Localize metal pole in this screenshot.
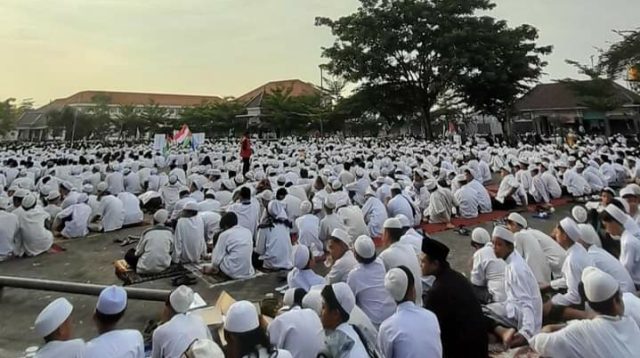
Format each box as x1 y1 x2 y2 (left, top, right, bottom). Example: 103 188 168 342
319 65 325 137
0 276 170 302
70 108 78 147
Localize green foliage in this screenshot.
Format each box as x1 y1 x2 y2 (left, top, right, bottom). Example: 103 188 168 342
140 100 171 134
601 29 640 81
316 0 550 138
46 106 96 140
0 98 17 135
261 87 324 136
559 60 623 113
179 97 245 136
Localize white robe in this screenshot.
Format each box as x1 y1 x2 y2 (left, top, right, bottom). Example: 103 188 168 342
173 215 205 263
0 210 18 260
151 313 212 358
620 228 640 286
338 205 369 240
550 243 591 306
117 192 143 226
287 267 325 291
387 194 414 222
426 188 456 224
35 339 86 358
325 250 358 284
227 201 260 238
255 223 293 270
14 207 53 257
57 203 91 238
135 226 173 274
529 315 640 358
588 245 636 293
97 195 125 232
346 258 396 326
541 172 562 199
377 301 443 358
295 214 322 256
86 329 144 358
467 179 492 213
105 172 124 195
514 231 552 285
524 228 566 279
211 225 255 279
471 243 507 302
379 242 423 306
454 185 479 218
362 196 388 238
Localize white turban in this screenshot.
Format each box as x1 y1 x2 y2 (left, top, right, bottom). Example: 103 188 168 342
492 225 514 243
471 228 491 245
384 267 409 302
559 217 581 242
572 206 588 223
582 266 619 303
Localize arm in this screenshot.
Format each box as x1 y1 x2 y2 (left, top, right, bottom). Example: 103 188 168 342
470 253 487 286
376 325 393 358
210 232 226 267
528 326 572 357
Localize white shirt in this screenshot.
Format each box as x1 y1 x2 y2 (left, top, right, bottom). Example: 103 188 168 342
255 222 293 270
530 174 550 204
426 188 456 223
0 210 18 260
399 229 422 256
551 243 591 306
211 225 255 279
377 301 443 358
325 250 358 284
135 226 173 274
98 195 125 232
470 243 506 302
454 184 479 218
173 215 205 264
151 313 212 358
541 171 562 199
338 205 369 240
319 213 346 245
623 292 640 328
106 172 125 195
268 307 324 358
197 198 220 213
347 258 396 326
362 196 388 238
287 267 325 291
35 339 86 358
524 228 566 278
387 194 414 221
169 197 196 222
118 192 143 225
621 228 640 286
295 214 322 256
159 184 181 211
14 207 53 257
467 179 492 213
588 245 636 293
86 329 144 358
124 172 142 194
514 230 552 285
529 315 640 358
333 323 369 358
379 242 423 306
57 203 92 238
227 201 260 238
496 174 520 204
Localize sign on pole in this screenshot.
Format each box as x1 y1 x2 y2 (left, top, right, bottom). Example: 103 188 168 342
153 134 165 151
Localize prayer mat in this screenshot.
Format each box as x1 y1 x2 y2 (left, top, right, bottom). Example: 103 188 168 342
113 260 189 286
422 211 508 234
47 243 66 254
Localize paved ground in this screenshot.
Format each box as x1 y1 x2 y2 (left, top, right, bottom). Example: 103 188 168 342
0 205 574 357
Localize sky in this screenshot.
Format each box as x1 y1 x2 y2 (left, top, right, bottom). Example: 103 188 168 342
1 0 638 106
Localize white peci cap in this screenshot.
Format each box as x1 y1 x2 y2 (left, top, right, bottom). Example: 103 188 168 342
34 298 73 338
224 300 260 333
353 235 376 259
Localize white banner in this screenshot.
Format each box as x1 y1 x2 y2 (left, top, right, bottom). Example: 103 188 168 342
153 134 165 151
192 133 205 150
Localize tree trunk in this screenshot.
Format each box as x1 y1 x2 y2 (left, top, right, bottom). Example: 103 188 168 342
422 106 433 140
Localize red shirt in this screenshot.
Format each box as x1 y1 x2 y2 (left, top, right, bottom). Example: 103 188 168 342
240 137 251 158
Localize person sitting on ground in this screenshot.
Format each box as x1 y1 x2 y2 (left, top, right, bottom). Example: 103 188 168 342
320 283 371 357
13 194 53 257
86 286 144 358
33 297 86 357
377 266 442 358
54 193 92 239
227 186 260 239
361 187 388 241
424 179 457 229
600 204 640 289
396 214 422 256
204 212 255 279
124 209 173 274
454 174 480 219
255 200 293 270
173 201 205 264
168 187 195 224
90 182 125 233
43 190 62 226
197 189 220 212
117 191 144 227
493 166 526 210
224 300 293 358
324 228 357 284
287 244 324 292
421 237 488 357
0 197 18 262
469 227 506 304
529 267 640 357
151 286 212 358
319 196 347 247
506 213 553 286
347 235 397 327
295 201 323 257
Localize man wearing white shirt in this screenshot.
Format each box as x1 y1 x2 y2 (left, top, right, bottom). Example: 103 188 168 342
226 187 260 238
386 183 415 221
361 187 388 239
55 194 92 239
125 209 173 275
325 228 358 284
463 168 492 213
506 214 552 286
295 201 323 257
470 228 506 303
601 204 640 289
86 286 144 358
0 197 18 261
118 191 144 226
205 212 255 279
14 194 53 257
377 267 442 358
454 174 479 218
197 190 221 212
91 182 125 233
173 202 205 264
33 298 86 358
493 166 524 210
540 163 562 199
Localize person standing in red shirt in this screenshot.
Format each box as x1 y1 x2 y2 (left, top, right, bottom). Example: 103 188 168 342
240 131 252 175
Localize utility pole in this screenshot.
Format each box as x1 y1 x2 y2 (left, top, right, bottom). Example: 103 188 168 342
70 108 78 147
319 65 325 136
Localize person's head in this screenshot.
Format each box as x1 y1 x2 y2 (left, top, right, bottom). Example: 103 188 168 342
470 227 491 251
327 229 351 261
93 286 127 333
382 217 402 243
425 179 437 193
324 196 336 214
153 209 169 226
59 182 71 196
163 285 194 321
390 183 402 197
320 283 355 330
492 226 515 259
275 188 287 201
601 188 615 206
96 182 109 198
21 194 37 211
499 166 511 178
204 190 216 200
555 217 580 250
621 185 640 215
384 266 415 303
181 202 199 218
179 188 190 199
35 298 75 343
505 213 527 233
238 187 251 202
353 235 376 264
292 244 314 270
420 238 450 276
582 267 624 316
224 301 274 358
600 204 627 237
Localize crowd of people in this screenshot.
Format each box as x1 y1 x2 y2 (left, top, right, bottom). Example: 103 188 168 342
5 132 640 357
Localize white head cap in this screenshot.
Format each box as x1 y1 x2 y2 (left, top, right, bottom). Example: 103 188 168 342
46 190 61 201
300 201 313 214
324 196 336 210
582 266 619 303
22 194 37 209
425 179 437 191
330 228 352 246
153 209 169 224
471 227 491 245
331 282 356 314
572 206 588 223
492 225 514 243
605 204 629 225
559 217 581 242
620 185 640 198
82 184 94 194
390 183 402 191
185 339 224 358
292 245 311 269
354 235 376 259
97 182 108 193
224 300 260 333
578 224 600 246
184 201 199 212
384 267 409 302
14 188 29 198
302 288 323 316
507 212 527 228
383 217 402 229
96 285 127 315
34 298 73 337
395 214 411 228
169 285 194 314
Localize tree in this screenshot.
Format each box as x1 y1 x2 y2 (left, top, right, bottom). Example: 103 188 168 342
114 105 144 138
47 106 96 140
141 100 171 134
316 0 550 139
261 87 323 136
559 60 624 114
0 98 17 135
601 29 640 84
179 97 245 136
